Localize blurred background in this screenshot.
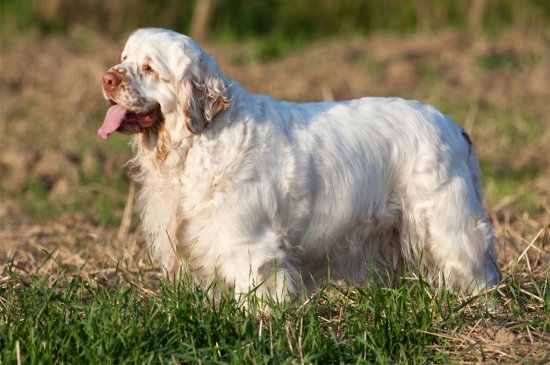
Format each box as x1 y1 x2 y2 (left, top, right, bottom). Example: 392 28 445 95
0 0 548 274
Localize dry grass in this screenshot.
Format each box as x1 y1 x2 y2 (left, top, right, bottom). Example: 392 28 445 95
1 26 548 362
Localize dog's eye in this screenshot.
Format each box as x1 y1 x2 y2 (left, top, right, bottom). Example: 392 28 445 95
143 64 155 74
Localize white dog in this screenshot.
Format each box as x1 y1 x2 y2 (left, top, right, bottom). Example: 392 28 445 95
99 28 499 299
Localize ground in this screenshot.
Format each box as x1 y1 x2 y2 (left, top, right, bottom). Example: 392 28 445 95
1 27 548 362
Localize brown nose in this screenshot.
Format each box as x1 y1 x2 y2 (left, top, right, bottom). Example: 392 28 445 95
102 71 120 91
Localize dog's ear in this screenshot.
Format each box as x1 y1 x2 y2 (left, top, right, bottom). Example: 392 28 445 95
180 55 231 134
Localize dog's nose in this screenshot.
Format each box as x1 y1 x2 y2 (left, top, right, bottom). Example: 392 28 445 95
102 71 120 91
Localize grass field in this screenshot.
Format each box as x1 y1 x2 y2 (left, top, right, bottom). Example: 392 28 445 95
1 9 549 363
1 264 547 363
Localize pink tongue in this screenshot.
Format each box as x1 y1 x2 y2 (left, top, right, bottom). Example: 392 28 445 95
98 105 127 139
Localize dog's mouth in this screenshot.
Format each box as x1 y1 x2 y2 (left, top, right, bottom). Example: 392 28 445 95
98 102 163 139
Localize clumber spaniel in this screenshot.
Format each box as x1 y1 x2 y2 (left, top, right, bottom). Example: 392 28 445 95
99 28 499 300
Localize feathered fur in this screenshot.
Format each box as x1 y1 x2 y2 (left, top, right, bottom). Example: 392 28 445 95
101 28 499 300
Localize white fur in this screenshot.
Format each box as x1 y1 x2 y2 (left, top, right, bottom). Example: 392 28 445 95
104 28 499 299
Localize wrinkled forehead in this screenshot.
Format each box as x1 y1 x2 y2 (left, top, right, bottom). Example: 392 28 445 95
121 28 202 66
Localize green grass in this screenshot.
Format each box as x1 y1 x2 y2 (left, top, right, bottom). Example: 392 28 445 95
3 0 548 47
1 260 548 364
12 170 128 227
2 2 547 362
2 131 132 226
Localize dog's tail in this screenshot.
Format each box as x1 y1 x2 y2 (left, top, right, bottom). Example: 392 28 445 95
461 128 484 204
461 127 501 289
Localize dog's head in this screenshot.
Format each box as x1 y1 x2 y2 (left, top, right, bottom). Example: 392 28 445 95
98 28 231 140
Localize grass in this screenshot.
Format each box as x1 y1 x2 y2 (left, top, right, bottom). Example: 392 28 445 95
2 259 547 364
1 6 548 362
3 0 548 59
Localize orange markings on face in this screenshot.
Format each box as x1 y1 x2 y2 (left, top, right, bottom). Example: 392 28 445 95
141 56 158 78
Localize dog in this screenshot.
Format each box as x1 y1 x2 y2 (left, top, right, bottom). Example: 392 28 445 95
99 28 499 300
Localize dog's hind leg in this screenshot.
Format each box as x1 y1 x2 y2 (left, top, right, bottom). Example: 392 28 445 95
402 148 499 293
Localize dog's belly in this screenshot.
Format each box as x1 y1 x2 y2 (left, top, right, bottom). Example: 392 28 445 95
288 189 404 286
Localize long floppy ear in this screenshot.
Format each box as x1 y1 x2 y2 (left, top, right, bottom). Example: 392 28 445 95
181 54 231 134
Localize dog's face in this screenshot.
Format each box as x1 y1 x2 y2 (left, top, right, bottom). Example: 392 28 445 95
99 28 230 140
